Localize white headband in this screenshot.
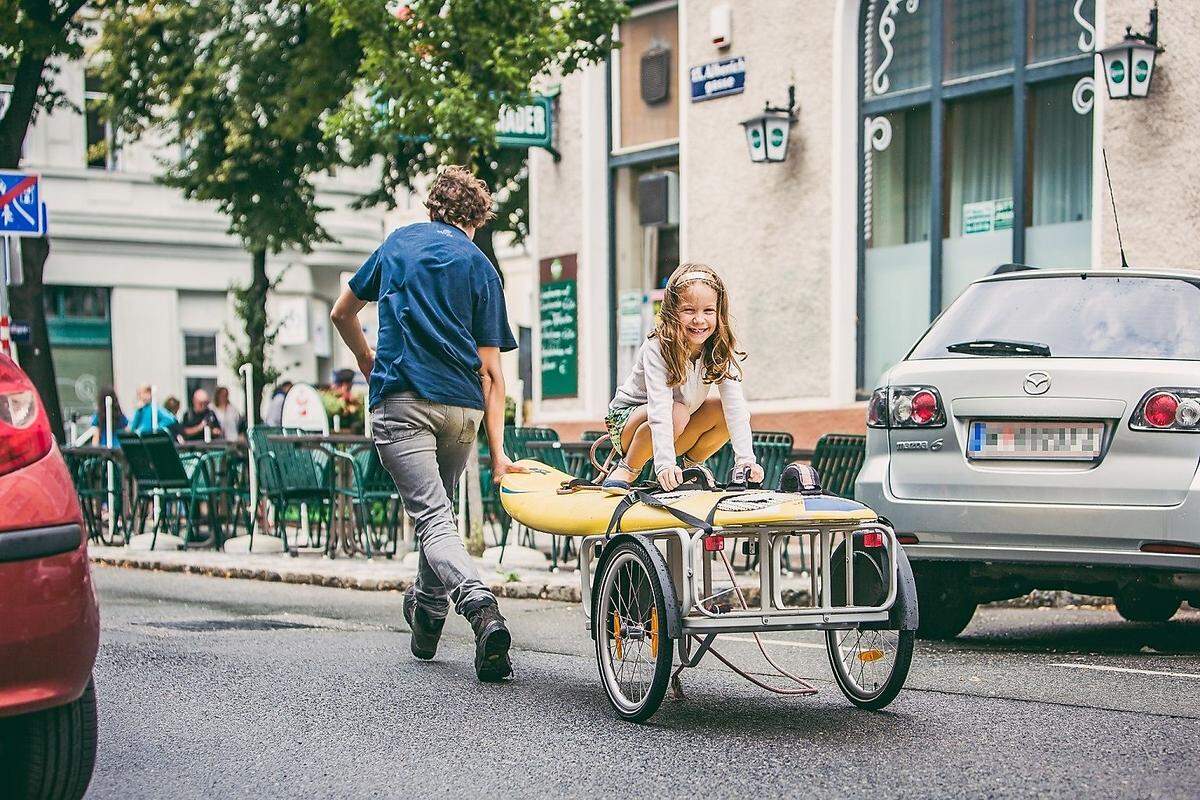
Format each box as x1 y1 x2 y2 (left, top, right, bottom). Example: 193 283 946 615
674 270 716 285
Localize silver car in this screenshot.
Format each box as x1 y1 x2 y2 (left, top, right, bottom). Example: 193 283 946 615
856 269 1200 638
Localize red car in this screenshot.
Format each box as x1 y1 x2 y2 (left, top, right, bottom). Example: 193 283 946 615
0 352 99 799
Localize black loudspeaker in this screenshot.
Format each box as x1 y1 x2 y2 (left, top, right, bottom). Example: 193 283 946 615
640 45 671 105
637 171 679 228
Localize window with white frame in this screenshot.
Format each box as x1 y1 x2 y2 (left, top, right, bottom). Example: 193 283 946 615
182 331 218 403
84 68 120 170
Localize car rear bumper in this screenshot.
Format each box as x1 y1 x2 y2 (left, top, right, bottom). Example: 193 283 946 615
0 524 100 719
856 453 1200 574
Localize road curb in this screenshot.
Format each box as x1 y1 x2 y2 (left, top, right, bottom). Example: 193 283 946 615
89 551 1114 610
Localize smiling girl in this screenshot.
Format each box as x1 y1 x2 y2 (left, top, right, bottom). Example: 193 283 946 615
602 263 762 492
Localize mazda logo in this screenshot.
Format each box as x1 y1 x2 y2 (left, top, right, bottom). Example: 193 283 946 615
1023 371 1051 395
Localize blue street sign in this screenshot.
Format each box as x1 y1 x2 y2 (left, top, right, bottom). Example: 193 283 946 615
690 56 747 103
0 171 43 237
9 321 30 344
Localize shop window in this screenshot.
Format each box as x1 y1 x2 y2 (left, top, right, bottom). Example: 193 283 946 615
44 286 113 428
942 91 1013 301
1027 0 1096 65
84 69 119 170
944 0 1014 80
857 0 1094 393
863 108 931 389
1026 77 1093 267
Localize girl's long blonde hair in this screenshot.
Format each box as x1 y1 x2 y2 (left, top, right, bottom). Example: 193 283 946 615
651 263 746 387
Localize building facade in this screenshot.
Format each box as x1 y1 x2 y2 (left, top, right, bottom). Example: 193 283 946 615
527 0 1200 449
23 58 533 431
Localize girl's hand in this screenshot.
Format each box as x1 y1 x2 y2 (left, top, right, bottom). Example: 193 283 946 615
747 463 765 485
657 466 684 491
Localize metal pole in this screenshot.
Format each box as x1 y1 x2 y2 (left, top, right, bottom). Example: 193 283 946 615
0 235 11 357
150 384 160 525
106 395 115 542
241 363 257 537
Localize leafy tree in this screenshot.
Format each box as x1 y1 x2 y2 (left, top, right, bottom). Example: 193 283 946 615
0 0 97 438
321 0 627 270
96 0 362 420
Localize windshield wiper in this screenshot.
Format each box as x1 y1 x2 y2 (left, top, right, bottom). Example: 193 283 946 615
946 338 1052 357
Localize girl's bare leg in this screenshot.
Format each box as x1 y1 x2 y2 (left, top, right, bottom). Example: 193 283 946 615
676 398 730 464
607 403 689 482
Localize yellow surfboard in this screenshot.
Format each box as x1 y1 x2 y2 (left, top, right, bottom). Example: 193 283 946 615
499 460 877 537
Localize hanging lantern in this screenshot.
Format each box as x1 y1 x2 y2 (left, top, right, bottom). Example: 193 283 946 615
740 85 797 164
1096 5 1164 100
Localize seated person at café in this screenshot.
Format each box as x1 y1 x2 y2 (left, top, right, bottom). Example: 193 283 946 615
129 384 178 434
180 388 222 441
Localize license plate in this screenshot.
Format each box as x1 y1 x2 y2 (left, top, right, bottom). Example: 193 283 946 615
968 421 1105 461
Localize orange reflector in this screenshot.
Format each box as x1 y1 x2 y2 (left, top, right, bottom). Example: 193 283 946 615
1141 541 1200 556
649 608 659 659
858 649 885 663
613 615 622 660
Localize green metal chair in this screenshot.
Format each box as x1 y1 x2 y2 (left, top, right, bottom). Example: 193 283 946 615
705 430 794 487
810 433 867 499
331 445 401 558
249 426 333 553
117 432 227 550
500 426 575 568
65 451 126 545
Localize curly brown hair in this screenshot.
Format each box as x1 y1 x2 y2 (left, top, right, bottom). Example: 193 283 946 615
424 166 496 231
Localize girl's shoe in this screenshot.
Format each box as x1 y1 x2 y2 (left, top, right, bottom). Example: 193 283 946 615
601 478 631 495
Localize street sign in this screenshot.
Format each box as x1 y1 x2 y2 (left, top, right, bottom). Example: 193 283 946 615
0 172 43 237
497 96 553 149
9 320 30 344
690 56 747 102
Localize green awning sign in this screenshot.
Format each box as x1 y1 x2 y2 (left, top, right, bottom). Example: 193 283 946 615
497 96 553 149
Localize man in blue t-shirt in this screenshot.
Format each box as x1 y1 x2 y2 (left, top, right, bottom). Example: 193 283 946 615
331 166 524 683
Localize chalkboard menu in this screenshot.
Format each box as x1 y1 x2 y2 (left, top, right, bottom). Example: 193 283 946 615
539 254 578 398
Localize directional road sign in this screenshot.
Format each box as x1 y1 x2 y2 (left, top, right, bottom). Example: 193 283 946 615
0 172 44 237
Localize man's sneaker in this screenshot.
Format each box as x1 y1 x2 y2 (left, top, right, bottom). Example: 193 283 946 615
403 588 445 660
466 602 513 682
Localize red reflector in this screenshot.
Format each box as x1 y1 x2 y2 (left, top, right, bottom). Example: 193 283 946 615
911 391 938 425
1141 542 1200 556
1144 392 1179 428
897 534 919 545
861 531 884 548
703 534 725 552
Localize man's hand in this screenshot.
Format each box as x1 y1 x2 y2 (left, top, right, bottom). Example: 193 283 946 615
657 465 684 491
491 453 529 484
357 348 375 380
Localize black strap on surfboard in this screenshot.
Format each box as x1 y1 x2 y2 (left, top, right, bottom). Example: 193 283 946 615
604 489 716 540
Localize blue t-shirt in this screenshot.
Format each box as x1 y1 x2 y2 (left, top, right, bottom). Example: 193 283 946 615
350 221 517 411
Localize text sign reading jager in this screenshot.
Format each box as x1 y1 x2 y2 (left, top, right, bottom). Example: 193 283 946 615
689 56 747 102
497 95 553 149
539 254 578 399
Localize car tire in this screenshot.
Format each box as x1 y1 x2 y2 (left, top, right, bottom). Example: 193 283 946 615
0 676 98 800
1114 588 1181 623
914 571 977 640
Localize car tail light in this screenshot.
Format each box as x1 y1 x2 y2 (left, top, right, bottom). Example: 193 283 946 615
0 354 53 476
1131 387 1200 432
1140 542 1200 556
867 386 946 429
897 534 920 545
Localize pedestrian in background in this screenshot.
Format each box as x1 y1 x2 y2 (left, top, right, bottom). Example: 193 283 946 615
90 386 128 447
330 165 525 683
211 385 243 440
264 380 292 427
128 385 177 435
179 388 222 441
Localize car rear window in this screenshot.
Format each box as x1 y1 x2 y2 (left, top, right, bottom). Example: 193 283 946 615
909 275 1200 361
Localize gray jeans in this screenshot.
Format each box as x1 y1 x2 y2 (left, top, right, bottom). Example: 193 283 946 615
372 392 492 618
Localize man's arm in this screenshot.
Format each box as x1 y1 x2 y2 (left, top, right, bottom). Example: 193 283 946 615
478 346 526 482
330 287 375 379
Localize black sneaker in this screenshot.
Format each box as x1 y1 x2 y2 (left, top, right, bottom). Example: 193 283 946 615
403 588 445 660
466 602 513 682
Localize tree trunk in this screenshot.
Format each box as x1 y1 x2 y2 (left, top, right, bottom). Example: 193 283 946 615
465 454 485 557
9 235 64 440
246 248 270 424
473 217 505 285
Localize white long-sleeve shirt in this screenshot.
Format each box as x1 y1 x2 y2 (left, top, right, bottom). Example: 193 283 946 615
610 338 756 476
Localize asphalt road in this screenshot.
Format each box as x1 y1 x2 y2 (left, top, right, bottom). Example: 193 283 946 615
88 566 1200 799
